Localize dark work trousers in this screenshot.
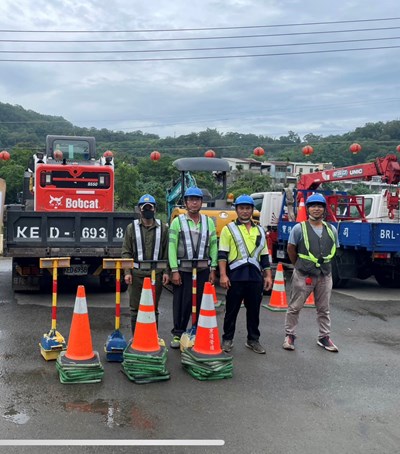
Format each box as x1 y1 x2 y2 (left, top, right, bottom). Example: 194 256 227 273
129 273 163 315
171 268 210 337
223 280 264 342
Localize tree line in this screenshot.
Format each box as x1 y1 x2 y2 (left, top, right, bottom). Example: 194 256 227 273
1 101 400 214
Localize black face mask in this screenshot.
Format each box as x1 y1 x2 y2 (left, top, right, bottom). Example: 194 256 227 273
142 209 155 220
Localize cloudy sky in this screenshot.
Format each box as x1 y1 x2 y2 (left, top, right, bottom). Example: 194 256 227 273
0 0 399 140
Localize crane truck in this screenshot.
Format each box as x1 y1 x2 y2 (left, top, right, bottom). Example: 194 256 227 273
252 154 400 288
3 135 135 291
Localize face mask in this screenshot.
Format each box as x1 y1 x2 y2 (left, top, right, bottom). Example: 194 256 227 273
308 210 325 221
142 209 155 220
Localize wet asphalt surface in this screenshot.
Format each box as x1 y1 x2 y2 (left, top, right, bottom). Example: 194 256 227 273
0 257 399 454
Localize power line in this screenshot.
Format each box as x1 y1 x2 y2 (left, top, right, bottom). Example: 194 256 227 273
1 17 400 33
1 36 399 54
1 26 400 43
1 44 399 62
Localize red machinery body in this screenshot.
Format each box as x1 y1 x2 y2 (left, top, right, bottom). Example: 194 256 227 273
32 135 115 212
297 154 400 220
35 163 114 212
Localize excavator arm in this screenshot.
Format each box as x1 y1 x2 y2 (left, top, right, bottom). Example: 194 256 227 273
166 172 197 222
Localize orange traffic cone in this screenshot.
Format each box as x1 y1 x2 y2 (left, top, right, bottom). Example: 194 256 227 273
263 262 288 311
192 282 223 355
56 285 104 383
304 291 316 308
130 277 160 353
296 195 307 222
65 285 95 361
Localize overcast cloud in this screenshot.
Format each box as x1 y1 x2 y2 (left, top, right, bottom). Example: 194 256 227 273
0 0 399 140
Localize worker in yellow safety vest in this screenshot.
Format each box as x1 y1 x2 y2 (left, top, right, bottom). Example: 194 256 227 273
218 194 272 355
283 193 339 353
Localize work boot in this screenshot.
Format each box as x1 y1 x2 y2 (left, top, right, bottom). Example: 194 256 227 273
283 334 295 351
245 340 266 354
317 336 339 352
170 336 181 349
222 339 233 353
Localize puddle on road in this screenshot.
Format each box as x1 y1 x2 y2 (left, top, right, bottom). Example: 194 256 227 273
1 405 30 425
63 399 157 431
1 397 157 430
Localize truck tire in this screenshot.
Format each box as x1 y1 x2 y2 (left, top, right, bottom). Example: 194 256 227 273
331 257 349 288
373 267 400 288
99 275 128 293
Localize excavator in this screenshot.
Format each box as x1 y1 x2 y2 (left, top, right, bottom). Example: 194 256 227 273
166 157 245 236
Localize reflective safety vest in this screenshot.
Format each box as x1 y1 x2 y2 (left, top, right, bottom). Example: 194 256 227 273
227 222 266 271
178 214 209 260
297 221 336 272
133 219 162 268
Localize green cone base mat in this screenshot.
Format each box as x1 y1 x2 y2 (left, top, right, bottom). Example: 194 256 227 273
181 348 233 380
56 351 104 384
121 345 170 384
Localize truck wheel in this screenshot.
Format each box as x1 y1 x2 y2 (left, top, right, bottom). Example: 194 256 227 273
39 275 52 293
99 275 128 292
373 269 399 288
331 258 349 288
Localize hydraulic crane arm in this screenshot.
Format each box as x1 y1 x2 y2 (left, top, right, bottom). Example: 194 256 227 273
298 154 400 190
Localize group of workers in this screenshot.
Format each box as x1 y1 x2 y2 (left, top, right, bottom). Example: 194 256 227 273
121 189 339 355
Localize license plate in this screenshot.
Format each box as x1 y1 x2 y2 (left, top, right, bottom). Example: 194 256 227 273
63 265 89 276
276 250 285 259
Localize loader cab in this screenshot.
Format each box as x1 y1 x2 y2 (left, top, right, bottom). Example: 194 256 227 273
45 135 96 163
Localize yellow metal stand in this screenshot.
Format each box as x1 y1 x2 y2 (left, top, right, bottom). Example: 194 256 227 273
103 259 134 361
39 257 71 360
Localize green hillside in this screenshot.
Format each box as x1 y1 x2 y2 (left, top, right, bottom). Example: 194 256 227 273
1 101 400 212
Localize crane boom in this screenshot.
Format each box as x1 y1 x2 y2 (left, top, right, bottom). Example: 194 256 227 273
298 154 400 190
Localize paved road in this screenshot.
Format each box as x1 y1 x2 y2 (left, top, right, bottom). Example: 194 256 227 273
0 257 399 454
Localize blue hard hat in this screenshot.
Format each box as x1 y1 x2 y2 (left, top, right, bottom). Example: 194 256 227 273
138 194 156 206
305 193 326 206
234 194 255 207
184 187 203 198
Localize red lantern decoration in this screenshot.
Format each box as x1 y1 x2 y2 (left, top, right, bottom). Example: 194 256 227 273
103 150 113 158
396 145 400 153
150 150 161 161
0 150 10 160
349 143 362 155
53 150 63 160
302 145 314 157
253 146 265 157
204 149 216 158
